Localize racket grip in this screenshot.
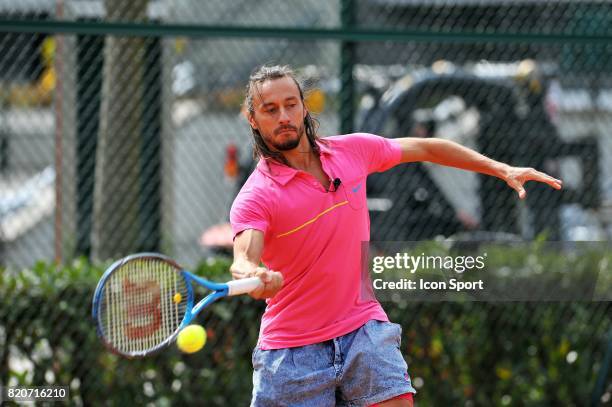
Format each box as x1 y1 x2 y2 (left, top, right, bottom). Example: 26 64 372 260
227 277 263 296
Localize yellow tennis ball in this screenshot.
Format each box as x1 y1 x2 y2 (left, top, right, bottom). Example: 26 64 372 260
173 293 182 304
177 325 206 353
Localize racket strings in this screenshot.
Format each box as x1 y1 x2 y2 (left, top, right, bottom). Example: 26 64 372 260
99 258 189 354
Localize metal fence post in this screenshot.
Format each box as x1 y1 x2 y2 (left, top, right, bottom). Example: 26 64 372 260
340 0 355 135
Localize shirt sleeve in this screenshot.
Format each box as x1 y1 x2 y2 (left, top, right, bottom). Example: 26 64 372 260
347 133 402 174
230 187 271 238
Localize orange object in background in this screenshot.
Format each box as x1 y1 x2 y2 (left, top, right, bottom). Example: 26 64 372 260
224 143 239 178
305 88 325 114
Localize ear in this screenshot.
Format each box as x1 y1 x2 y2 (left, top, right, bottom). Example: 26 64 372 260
247 113 258 130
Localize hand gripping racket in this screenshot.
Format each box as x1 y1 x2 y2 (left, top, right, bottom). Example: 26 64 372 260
91 253 262 358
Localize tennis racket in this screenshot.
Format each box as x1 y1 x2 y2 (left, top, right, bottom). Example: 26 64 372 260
91 252 262 358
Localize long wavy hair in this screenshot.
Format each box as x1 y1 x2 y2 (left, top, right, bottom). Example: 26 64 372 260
244 65 320 167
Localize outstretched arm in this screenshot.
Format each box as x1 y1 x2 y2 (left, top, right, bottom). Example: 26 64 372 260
230 229 283 299
395 137 563 199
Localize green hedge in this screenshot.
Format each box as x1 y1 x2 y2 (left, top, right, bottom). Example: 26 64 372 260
0 247 610 406
0 258 263 406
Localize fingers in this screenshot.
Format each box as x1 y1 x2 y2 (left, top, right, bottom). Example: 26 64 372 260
255 268 272 283
250 268 283 300
527 169 563 190
230 261 283 300
229 258 256 280
249 285 265 300
507 167 564 200
506 178 527 200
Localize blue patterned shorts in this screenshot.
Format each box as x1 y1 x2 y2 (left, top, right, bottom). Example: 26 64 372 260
251 320 416 406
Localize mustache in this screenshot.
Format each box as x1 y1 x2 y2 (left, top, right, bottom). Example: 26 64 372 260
274 125 298 135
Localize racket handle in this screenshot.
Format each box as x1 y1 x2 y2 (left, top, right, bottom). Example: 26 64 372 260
227 277 263 296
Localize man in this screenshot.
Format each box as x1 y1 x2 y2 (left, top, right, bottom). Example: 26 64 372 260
229 65 562 407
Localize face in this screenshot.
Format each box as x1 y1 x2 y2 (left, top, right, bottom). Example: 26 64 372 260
248 76 307 152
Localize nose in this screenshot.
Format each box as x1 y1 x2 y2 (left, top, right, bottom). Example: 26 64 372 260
278 107 290 124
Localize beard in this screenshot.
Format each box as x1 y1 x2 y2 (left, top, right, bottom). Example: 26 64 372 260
267 123 305 151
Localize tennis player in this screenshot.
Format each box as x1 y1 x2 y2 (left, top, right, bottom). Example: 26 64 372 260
230 65 562 407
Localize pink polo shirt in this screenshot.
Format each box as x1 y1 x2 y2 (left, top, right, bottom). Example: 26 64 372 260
230 133 402 350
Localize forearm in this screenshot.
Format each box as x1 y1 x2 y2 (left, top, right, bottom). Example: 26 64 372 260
231 229 264 279
231 228 283 299
398 137 511 180
396 137 562 199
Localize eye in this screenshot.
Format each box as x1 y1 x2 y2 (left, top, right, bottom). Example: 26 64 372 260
264 107 277 113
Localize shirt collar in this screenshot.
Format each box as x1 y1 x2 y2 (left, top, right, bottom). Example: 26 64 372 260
317 139 333 156
256 158 297 186
256 139 333 186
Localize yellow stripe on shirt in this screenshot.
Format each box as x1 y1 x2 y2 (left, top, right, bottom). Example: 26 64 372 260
276 200 349 238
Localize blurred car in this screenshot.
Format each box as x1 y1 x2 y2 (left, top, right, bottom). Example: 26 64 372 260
357 62 601 241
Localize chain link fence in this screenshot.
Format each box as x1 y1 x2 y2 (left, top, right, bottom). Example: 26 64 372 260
0 1 610 269
1 0 611 405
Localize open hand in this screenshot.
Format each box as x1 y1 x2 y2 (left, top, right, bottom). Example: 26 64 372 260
503 166 563 199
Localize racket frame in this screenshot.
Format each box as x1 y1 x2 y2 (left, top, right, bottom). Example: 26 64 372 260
91 252 260 358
